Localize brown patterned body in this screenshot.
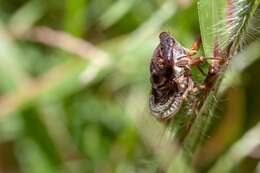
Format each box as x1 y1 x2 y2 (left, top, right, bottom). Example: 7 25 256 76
149 32 201 121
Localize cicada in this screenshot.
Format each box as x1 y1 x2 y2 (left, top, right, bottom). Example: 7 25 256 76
149 32 208 121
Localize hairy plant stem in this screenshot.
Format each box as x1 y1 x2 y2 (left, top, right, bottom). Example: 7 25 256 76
168 0 260 165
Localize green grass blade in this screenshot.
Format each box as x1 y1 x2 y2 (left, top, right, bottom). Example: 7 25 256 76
208 121 260 173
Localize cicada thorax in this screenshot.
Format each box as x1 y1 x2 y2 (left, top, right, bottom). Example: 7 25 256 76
159 32 189 61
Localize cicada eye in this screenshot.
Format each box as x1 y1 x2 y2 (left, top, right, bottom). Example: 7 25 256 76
167 38 175 46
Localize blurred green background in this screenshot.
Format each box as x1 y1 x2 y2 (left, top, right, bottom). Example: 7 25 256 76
0 0 260 172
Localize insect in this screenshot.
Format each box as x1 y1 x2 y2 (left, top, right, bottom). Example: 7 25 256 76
149 32 208 121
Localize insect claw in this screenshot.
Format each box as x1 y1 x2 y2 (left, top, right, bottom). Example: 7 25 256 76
191 84 206 94
198 85 206 90
188 50 197 56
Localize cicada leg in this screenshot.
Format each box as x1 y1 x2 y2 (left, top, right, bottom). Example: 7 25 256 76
188 36 202 56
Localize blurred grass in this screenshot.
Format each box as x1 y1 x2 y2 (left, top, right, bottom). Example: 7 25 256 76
0 0 260 173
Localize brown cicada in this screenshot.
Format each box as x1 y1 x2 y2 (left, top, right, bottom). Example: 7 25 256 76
149 32 210 121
